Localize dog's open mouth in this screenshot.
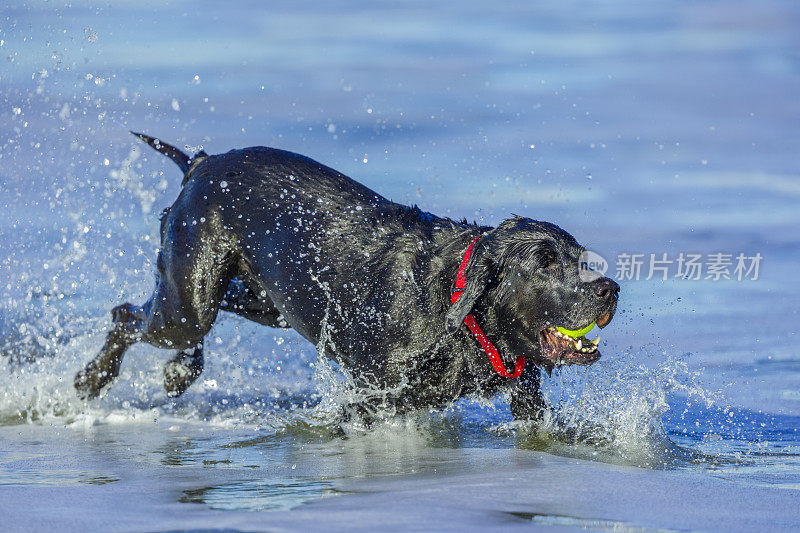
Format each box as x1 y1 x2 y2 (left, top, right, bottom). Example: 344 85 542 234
538 311 613 366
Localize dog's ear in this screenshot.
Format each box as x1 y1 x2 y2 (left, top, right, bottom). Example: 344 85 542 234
444 239 494 335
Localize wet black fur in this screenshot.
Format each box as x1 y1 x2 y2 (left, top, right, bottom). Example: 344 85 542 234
75 134 619 423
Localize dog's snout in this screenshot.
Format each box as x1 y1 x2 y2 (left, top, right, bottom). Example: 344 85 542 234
593 278 620 301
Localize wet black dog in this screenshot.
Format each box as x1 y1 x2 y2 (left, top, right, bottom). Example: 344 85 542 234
75 133 619 422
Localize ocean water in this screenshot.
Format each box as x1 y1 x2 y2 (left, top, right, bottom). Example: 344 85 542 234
1 0 799 530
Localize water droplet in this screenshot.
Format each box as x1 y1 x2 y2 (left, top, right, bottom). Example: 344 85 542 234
84 27 98 43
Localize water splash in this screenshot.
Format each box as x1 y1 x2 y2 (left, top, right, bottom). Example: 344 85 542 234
0 281 784 476
106 144 162 216
492 348 716 468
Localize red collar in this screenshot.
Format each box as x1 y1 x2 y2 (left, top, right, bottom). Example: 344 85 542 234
451 236 525 378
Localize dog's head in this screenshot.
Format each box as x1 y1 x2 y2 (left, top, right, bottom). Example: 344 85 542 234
445 217 619 371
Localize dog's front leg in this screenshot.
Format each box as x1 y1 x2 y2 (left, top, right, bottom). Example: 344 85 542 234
338 393 402 430
509 366 549 421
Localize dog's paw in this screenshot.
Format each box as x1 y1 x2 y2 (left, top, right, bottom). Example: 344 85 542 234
111 302 135 323
164 348 204 398
74 362 111 400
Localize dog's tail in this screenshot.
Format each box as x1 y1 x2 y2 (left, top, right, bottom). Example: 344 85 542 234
131 131 191 172
131 132 208 182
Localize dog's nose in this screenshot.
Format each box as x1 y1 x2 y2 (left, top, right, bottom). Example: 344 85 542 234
593 278 620 301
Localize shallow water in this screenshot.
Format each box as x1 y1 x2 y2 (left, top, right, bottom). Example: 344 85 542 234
1 0 799 530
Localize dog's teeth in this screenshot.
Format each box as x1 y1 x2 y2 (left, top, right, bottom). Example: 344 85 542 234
574 338 582 350
589 336 600 347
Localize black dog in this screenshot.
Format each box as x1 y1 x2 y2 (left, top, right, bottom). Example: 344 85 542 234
75 133 619 422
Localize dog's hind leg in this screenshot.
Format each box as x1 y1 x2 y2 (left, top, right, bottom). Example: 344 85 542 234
161 274 290 398
74 302 146 399
220 277 291 329
164 341 204 398
75 205 238 400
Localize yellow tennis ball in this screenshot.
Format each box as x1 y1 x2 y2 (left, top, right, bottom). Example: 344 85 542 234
556 322 596 338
